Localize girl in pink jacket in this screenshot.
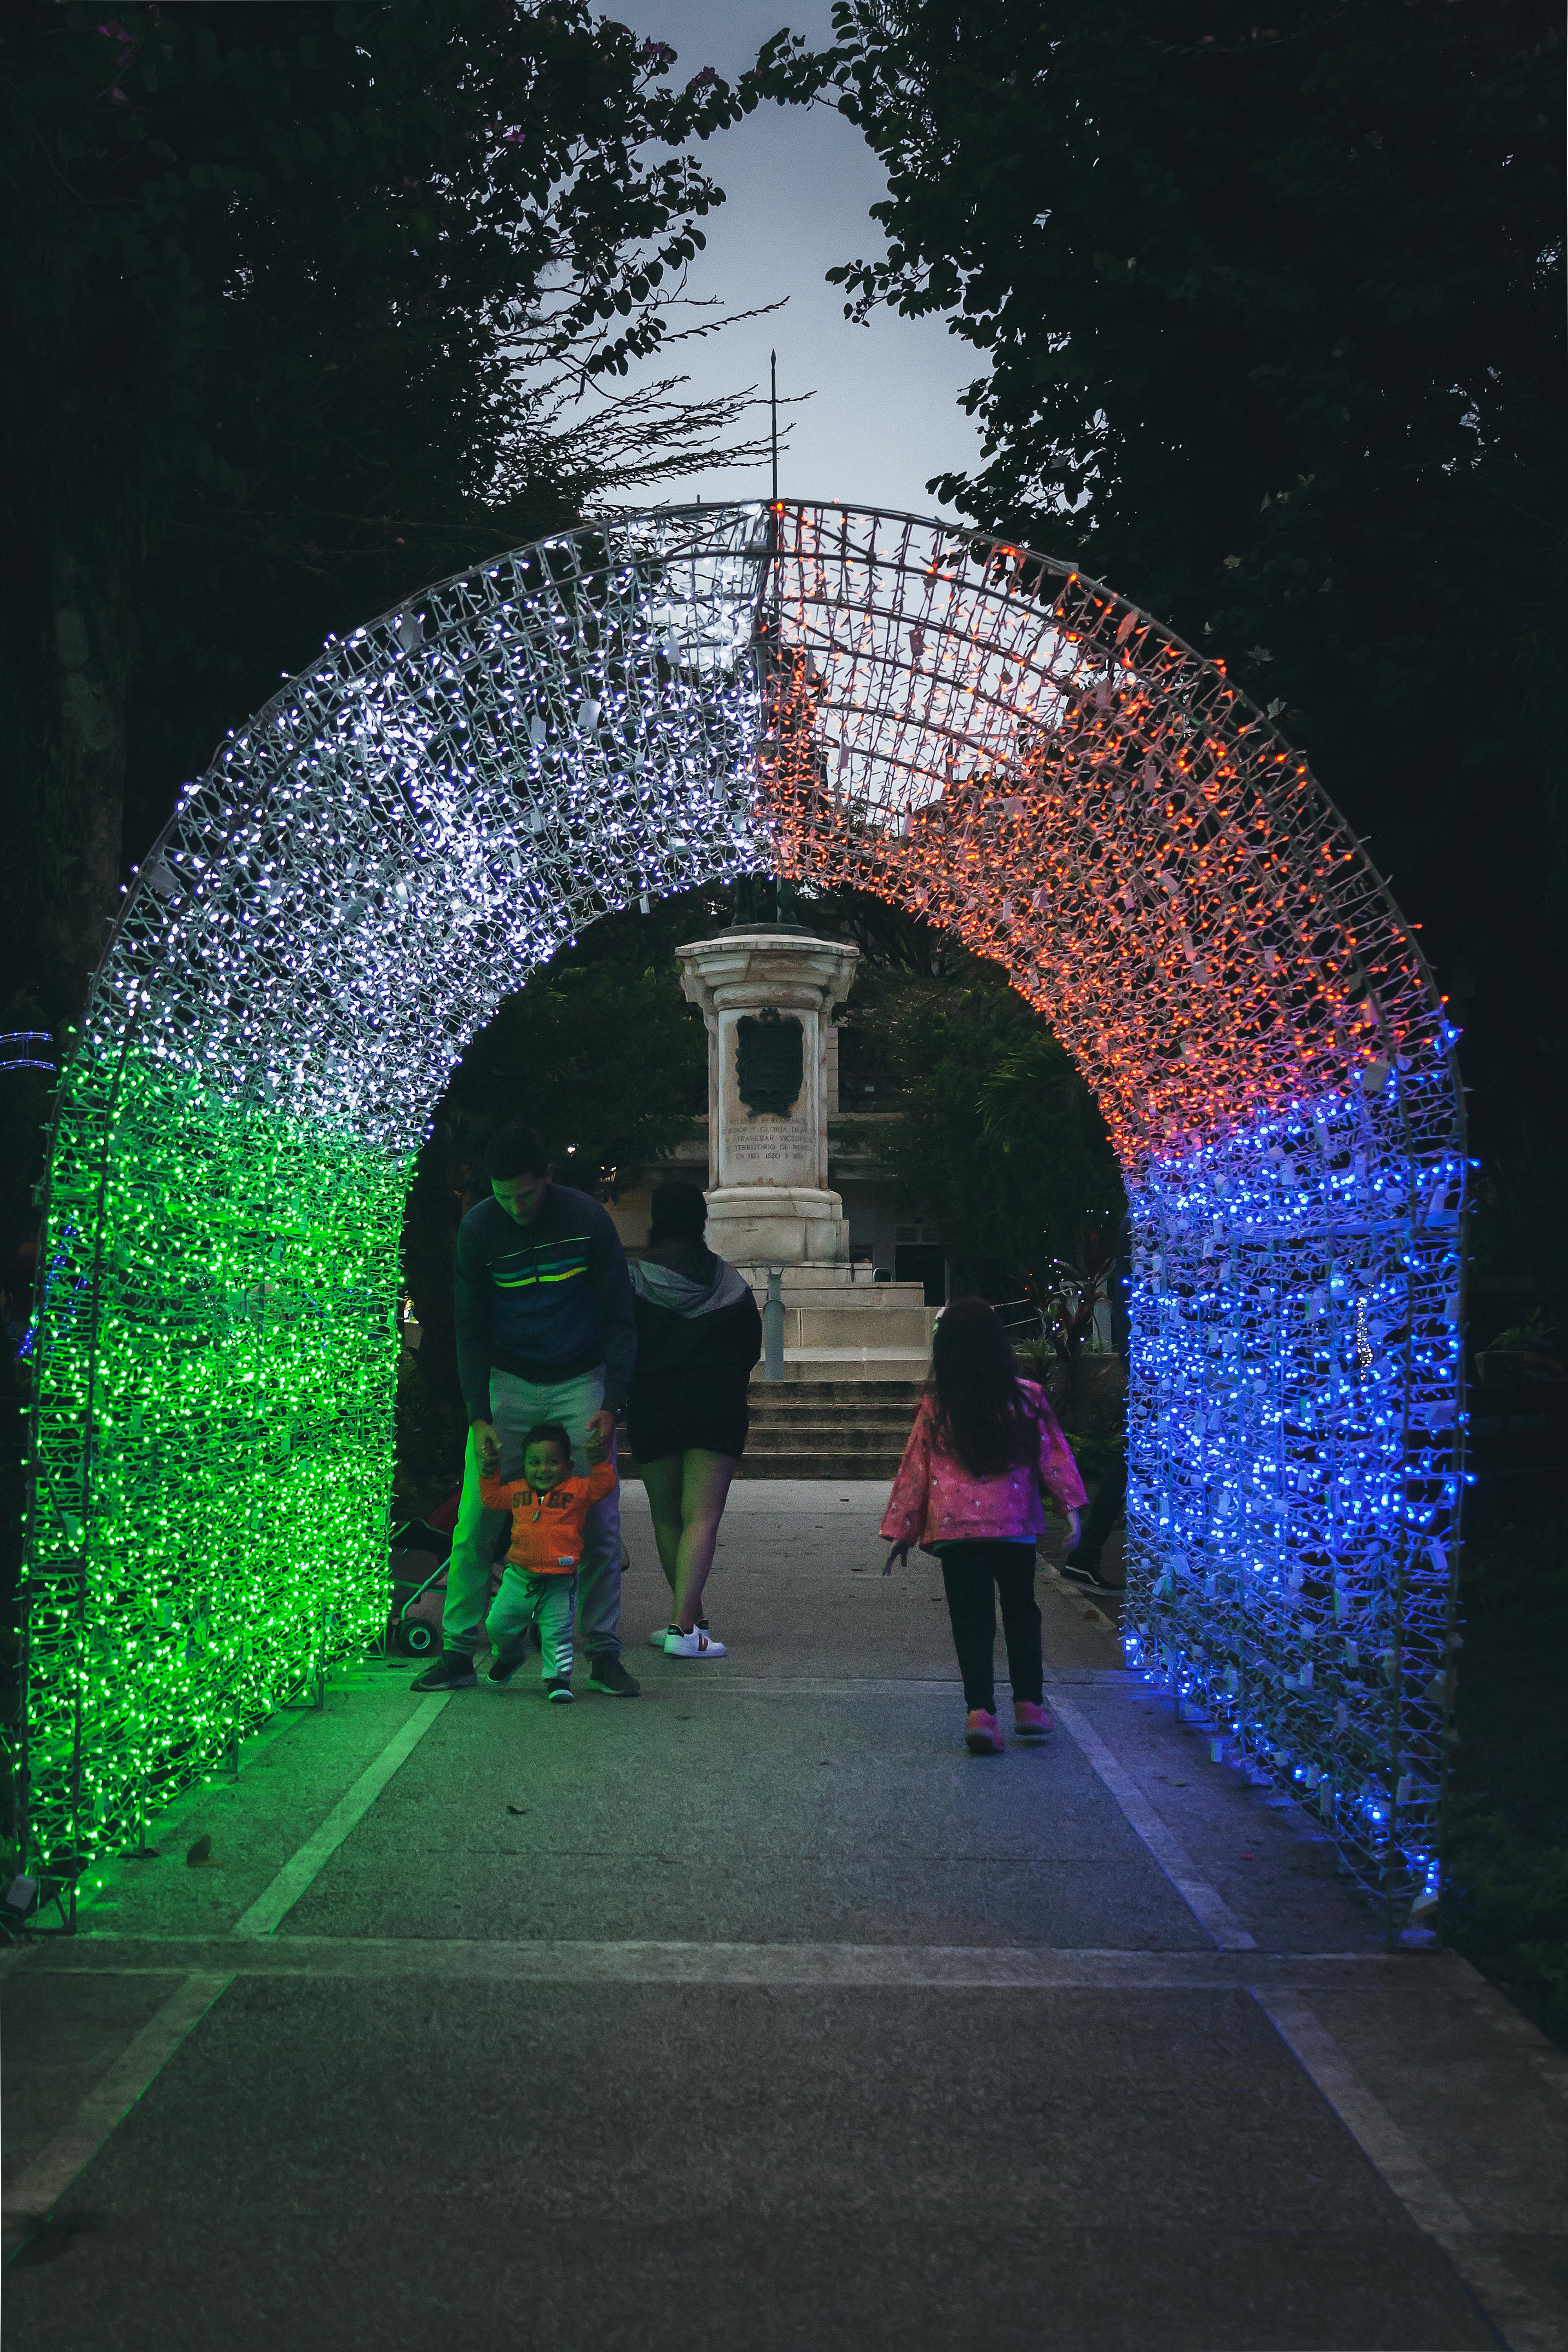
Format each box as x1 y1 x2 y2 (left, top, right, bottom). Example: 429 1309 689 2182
882 1297 1087 1755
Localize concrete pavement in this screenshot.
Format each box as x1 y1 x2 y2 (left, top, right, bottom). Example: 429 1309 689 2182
4 1482 1565 2350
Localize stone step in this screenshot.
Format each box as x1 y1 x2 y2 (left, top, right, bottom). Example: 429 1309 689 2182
739 1414 911 1477
746 1378 925 1402
619 1377 922 1481
748 1421 907 1439
748 1383 921 1402
622 1451 905 1483
744 1413 914 1435
785 1317 931 1355
733 1449 904 1481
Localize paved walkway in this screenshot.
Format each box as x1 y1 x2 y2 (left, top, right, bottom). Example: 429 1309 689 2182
5 1486 1566 2351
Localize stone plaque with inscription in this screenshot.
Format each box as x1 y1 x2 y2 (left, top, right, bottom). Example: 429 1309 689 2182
735 1010 804 1118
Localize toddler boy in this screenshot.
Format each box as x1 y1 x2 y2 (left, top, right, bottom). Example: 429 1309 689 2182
481 1423 617 1704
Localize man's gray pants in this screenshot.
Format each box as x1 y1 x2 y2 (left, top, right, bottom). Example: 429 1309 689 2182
441 1365 622 1660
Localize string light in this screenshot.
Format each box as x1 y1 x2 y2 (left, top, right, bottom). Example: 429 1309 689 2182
2 1031 56 1072
21 503 1463 1931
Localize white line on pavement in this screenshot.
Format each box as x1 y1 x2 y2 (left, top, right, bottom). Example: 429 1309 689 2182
1258 1991 1475 2232
17 1938 1421 1990
2 1971 232 2258
1256 1990 1568 2352
2 1695 449 2257
230 1693 449 1938
1044 1686 1258 1950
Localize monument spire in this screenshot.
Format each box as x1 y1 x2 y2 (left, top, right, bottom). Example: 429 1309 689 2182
741 358 802 941
769 347 779 508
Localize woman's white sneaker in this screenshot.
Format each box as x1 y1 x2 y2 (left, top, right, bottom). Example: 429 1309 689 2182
648 1623 679 1649
664 1627 726 1658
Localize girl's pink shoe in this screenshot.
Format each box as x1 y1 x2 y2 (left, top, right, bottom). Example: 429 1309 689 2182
964 1709 1005 1755
1014 1702 1052 1739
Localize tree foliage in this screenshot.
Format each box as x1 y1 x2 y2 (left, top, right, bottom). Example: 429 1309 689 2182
846 934 1124 1299
439 889 719 1192
759 2 1565 1187
799 882 1125 1296
1 0 764 1024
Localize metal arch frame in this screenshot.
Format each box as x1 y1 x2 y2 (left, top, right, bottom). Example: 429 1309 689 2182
19 502 1464 1937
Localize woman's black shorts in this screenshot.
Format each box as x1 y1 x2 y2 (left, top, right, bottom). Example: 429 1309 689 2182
626 1367 750 1466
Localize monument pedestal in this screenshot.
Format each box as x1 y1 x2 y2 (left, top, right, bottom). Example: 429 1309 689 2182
676 924 936 1381
691 1186 846 1267
676 927 857 1268
753 1260 935 1381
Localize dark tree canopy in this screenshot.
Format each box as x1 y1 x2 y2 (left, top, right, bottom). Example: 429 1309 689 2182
759 2 1564 1237
789 886 1123 1299
846 949 1124 1303
1 0 759 1025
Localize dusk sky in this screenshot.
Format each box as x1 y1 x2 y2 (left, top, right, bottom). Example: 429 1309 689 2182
585 1 985 519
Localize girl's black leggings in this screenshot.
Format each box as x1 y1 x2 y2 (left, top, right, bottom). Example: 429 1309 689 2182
938 1541 1044 1714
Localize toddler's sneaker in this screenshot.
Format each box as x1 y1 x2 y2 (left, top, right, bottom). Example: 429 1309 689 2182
964 1709 1005 1755
664 1626 727 1658
544 1675 574 1705
488 1648 526 1684
1014 1701 1052 1739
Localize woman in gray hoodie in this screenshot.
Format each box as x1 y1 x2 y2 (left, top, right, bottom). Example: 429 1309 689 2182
628 1182 762 1657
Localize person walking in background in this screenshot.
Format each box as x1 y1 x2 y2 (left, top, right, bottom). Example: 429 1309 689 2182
482 1422 617 1704
1061 1209 1132 1594
627 1181 761 1658
882 1297 1086 1755
413 1120 641 1697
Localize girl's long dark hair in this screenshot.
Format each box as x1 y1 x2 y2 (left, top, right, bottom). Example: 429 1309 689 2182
929 1297 1037 1480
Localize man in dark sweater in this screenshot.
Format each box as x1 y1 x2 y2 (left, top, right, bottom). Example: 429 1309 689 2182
413 1120 640 1696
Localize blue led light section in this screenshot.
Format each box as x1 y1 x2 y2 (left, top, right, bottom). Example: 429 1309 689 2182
1122 1048 1463 1915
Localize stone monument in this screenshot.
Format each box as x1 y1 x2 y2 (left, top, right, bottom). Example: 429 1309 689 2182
676 903 935 1379
675 924 858 1266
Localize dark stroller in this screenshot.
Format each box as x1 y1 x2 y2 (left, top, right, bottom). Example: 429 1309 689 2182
388 1491 508 1657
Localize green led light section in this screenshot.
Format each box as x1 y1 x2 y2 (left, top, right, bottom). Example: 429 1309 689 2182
18 505 771 1885
25 1044 401 1871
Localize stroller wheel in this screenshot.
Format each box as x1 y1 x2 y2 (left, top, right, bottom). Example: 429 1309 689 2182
396 1618 440 1659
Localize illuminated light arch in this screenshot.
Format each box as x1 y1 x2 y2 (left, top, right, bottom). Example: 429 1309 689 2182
23 503 1464 1925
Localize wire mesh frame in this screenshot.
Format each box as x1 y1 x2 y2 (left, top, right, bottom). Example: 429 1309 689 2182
18 501 1463 1934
